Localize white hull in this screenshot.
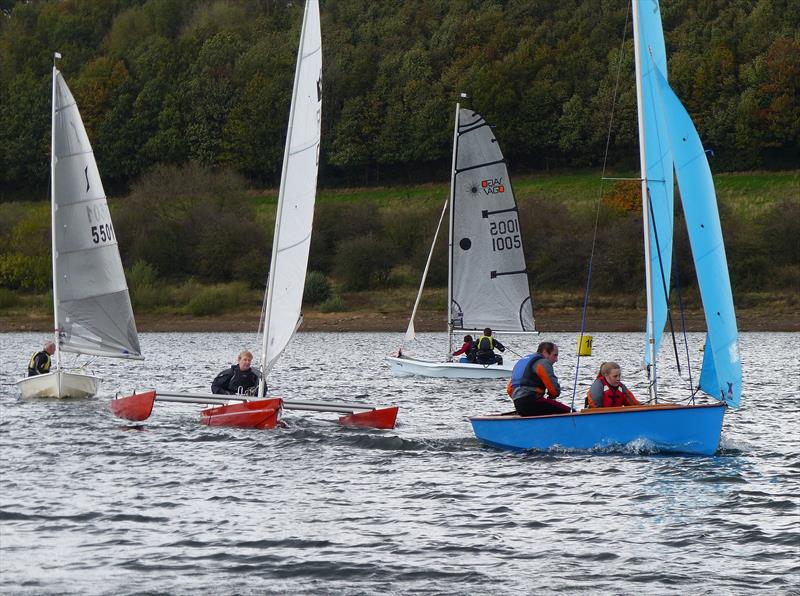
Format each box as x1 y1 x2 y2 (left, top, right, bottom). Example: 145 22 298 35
16 371 100 399
385 356 513 379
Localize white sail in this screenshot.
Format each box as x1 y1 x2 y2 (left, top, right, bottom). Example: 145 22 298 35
261 0 322 374
449 108 535 333
52 68 141 360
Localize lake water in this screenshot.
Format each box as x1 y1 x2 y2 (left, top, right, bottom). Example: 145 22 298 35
1 331 798 594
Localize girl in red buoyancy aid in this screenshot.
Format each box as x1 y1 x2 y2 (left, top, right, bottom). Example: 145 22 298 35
585 362 640 409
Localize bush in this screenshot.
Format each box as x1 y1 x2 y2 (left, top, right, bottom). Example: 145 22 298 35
0 253 50 291
333 235 396 291
319 295 347 313
303 271 332 304
0 288 18 310
185 286 227 316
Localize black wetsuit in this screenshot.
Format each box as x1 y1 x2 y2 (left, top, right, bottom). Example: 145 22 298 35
211 365 260 395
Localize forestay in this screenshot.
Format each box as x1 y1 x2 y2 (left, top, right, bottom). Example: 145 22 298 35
52 69 141 360
450 108 534 333
261 0 322 373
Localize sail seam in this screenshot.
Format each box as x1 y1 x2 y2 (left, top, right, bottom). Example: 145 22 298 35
277 232 312 253
458 122 489 135
289 137 320 156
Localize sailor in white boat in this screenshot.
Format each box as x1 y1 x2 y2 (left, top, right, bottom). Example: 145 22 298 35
508 342 573 416
475 328 505 365
27 341 55 376
211 350 261 396
450 334 477 363
584 362 640 409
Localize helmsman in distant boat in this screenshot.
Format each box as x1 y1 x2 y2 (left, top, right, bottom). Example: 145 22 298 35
211 350 261 395
27 341 55 376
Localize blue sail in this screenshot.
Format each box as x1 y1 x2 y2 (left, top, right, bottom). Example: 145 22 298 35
637 0 674 367
654 69 742 407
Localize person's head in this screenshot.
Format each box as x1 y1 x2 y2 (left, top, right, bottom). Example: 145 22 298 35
537 341 558 364
483 327 492 336
44 341 55 355
237 350 253 371
599 361 621 386
464 334 473 343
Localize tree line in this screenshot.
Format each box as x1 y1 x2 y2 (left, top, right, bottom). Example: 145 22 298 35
1 0 798 198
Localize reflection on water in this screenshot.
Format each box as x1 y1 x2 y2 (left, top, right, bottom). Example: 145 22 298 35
1 331 798 594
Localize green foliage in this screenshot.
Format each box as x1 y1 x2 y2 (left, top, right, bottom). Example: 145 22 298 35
303 271 332 305
319 294 347 313
185 286 226 316
1 1 798 192
0 288 19 310
0 253 50 291
333 235 396 291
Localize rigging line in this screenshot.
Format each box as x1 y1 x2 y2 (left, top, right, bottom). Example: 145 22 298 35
673 261 695 401
646 188 682 375
571 1 631 411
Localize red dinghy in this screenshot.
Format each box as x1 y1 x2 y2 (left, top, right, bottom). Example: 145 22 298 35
200 398 282 430
339 406 399 429
111 390 156 421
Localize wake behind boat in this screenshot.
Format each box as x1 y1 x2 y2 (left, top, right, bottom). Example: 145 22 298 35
17 54 142 400
111 0 397 431
471 0 741 455
386 100 537 379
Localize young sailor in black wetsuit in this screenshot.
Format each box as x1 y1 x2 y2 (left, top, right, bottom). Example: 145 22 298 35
212 350 261 395
475 328 505 365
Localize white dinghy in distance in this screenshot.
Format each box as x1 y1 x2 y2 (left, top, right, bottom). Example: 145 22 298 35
17 54 142 399
111 1 397 430
386 100 537 379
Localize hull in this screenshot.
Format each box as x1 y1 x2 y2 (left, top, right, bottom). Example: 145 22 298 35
385 355 512 379
200 398 283 430
470 403 726 455
16 371 100 399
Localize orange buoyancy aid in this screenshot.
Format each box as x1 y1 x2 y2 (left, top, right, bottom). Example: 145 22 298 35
586 375 638 408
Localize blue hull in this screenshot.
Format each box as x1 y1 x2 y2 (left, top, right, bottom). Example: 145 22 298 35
470 403 726 456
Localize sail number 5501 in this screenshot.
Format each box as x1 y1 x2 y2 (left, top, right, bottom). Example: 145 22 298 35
91 223 115 244
489 219 521 251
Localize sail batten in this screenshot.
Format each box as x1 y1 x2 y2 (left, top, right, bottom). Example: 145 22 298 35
449 108 535 333
52 68 141 361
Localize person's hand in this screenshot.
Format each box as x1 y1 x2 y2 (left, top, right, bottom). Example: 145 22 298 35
446 356 453 362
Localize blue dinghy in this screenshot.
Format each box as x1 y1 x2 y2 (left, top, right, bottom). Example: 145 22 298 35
471 403 726 456
470 0 741 455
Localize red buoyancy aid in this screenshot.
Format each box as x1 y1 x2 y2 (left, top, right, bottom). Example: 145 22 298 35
597 375 634 407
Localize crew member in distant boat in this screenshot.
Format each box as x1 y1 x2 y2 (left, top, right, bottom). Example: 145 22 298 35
27 341 56 376
451 334 477 363
475 328 505 365
510 341 572 416
585 362 640 409
212 350 261 395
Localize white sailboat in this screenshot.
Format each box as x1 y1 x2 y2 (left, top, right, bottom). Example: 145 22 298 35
386 101 537 379
111 1 397 429
16 54 142 399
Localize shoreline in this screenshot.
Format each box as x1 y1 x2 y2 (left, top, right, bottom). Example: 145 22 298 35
2 306 797 333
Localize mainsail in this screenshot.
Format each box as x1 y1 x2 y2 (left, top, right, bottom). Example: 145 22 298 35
260 0 322 375
449 108 535 333
52 67 141 360
637 0 674 366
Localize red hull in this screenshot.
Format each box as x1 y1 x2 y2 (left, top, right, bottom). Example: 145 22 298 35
111 390 156 421
200 398 283 429
339 406 399 429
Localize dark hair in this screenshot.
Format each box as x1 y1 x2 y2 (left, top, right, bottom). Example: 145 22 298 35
464 335 473 342
483 327 492 336
537 341 556 355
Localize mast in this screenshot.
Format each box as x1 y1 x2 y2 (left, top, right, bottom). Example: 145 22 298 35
51 53 61 372
632 0 657 401
258 1 312 399
446 101 460 358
